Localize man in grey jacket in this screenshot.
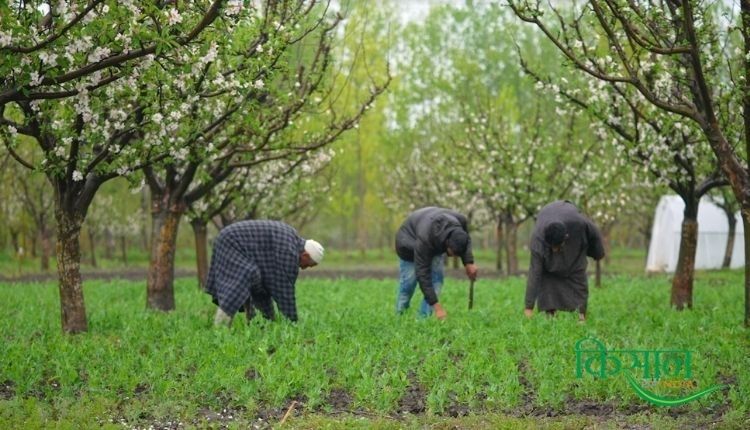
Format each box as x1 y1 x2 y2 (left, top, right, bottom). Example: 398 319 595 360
524 200 605 322
395 207 478 319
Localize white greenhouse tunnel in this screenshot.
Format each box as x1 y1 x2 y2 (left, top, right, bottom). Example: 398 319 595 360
646 195 745 272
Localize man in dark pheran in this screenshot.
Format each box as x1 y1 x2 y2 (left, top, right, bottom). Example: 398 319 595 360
524 200 605 322
395 207 478 320
205 220 324 326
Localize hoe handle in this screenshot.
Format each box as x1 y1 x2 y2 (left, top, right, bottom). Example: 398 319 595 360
468 280 475 310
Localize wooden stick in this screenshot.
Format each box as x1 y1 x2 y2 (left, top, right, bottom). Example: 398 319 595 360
279 400 297 426
469 279 475 310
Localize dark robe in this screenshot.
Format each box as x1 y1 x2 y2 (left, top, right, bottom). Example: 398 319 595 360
525 201 605 314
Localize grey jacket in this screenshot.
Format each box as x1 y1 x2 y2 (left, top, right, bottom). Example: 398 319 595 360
395 207 474 305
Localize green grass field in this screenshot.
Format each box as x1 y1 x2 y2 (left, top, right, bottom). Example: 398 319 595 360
1 270 748 429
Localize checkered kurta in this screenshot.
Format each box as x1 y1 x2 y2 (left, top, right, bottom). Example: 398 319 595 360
205 220 306 321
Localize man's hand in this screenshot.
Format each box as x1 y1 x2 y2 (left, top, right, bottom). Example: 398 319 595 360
433 303 447 320
524 308 534 318
465 263 478 281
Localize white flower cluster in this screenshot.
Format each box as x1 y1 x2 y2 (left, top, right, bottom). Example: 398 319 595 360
73 88 93 122
170 147 190 162
191 42 219 76
88 46 111 63
193 199 209 213
120 0 141 16
652 70 674 98
29 71 43 87
70 35 94 55
115 33 133 51
167 8 182 26
0 31 12 47
39 51 58 66
226 0 243 17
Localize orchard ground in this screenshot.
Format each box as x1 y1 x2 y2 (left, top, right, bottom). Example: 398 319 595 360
0 248 748 429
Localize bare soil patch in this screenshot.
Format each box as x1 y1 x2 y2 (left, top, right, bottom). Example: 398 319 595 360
0 379 15 400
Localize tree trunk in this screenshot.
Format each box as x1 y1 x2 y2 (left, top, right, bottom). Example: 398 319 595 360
39 224 52 271
147 203 184 311
504 217 519 276
141 188 150 252
120 235 128 265
355 130 368 257
671 205 699 310
341 216 349 251
739 0 750 327
743 213 750 327
640 215 653 266
30 232 37 258
452 256 460 269
722 210 737 268
602 224 612 266
55 210 87 334
104 227 115 260
87 227 97 268
595 259 602 288
495 216 504 273
10 229 19 255
191 219 209 290
379 226 387 259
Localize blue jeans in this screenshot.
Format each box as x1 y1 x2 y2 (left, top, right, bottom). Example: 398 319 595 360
396 255 445 317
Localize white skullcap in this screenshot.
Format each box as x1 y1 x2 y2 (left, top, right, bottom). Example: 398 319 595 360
304 239 324 264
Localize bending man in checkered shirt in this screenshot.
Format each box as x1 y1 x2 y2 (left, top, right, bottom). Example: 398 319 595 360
205 220 323 326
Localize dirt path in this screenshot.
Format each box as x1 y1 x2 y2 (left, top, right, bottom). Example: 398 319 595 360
0 267 512 284
0 268 196 284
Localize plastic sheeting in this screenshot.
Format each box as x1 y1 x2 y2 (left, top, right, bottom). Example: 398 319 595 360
646 195 744 272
